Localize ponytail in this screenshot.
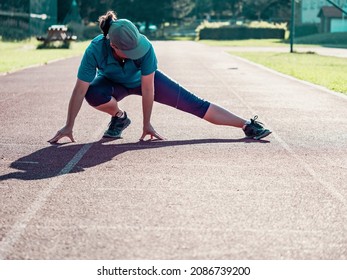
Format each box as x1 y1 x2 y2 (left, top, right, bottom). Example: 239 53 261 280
98 11 117 38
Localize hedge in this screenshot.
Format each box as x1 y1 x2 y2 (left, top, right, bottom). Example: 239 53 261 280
199 26 285 40
294 24 319 38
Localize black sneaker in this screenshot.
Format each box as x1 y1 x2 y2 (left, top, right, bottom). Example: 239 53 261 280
243 115 272 140
103 112 131 138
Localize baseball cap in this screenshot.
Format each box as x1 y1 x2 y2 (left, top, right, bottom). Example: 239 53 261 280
108 19 151 60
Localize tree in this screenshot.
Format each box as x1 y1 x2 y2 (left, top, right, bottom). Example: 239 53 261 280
57 0 291 31
242 0 291 21
211 0 243 19
194 0 213 19
126 0 195 25
171 0 195 21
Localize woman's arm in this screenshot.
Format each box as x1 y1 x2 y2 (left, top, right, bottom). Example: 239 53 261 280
141 72 155 127
140 72 165 140
48 78 90 143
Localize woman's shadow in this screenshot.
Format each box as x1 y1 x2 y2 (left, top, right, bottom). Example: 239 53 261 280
0 137 269 181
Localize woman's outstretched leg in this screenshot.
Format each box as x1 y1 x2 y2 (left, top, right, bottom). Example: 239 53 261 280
153 70 271 140
203 103 246 128
153 71 246 128
202 104 271 139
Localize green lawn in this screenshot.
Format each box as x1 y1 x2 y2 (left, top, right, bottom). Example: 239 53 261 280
229 51 347 95
0 39 89 73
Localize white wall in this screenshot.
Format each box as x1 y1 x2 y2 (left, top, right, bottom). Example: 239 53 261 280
331 17 347 31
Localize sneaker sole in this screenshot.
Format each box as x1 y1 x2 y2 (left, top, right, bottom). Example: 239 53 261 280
103 119 131 138
253 130 272 140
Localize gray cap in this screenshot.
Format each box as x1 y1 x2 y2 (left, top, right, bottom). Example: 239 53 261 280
109 19 151 60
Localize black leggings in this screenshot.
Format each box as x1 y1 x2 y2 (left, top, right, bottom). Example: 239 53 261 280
85 70 210 118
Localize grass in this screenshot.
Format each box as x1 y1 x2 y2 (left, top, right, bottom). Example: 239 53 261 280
0 39 89 73
228 51 347 94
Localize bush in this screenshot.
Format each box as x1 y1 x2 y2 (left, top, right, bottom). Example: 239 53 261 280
0 26 29 41
66 22 84 40
295 24 319 37
199 26 285 40
248 21 287 30
295 32 347 45
82 24 101 40
197 20 286 40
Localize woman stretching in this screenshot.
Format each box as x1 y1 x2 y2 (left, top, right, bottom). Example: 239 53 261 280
49 11 271 143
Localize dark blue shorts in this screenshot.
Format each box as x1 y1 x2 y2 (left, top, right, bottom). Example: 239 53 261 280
84 70 210 118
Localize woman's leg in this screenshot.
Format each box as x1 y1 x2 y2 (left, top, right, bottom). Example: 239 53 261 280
203 103 246 128
153 70 210 118
153 70 246 128
95 98 120 116
85 76 131 137
85 75 129 116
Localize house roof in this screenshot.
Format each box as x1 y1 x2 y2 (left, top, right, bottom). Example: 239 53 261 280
318 6 343 18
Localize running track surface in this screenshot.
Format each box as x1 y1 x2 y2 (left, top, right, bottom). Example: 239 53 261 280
0 41 346 259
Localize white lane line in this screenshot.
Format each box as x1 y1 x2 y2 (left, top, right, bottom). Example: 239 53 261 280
0 143 93 260
203 51 347 208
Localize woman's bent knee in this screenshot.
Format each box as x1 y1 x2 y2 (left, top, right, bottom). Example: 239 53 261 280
85 84 112 107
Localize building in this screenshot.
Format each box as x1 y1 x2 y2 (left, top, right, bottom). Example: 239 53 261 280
300 0 347 32
297 0 347 32
318 6 347 32
301 0 347 24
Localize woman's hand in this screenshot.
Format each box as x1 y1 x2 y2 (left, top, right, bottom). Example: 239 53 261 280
48 79 89 144
140 73 164 141
48 126 75 144
140 123 165 141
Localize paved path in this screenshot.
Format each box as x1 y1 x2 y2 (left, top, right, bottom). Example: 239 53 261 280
0 41 346 260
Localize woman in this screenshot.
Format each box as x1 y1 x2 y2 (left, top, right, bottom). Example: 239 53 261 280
48 11 271 144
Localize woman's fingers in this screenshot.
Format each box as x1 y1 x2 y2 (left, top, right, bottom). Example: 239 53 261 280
48 131 63 143
152 131 165 140
48 129 75 143
68 133 75 142
140 130 165 141
139 131 147 141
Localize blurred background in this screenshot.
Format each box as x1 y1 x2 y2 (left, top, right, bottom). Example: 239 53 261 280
0 0 346 41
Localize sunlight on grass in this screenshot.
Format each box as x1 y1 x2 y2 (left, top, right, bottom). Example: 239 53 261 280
229 51 347 94
0 39 89 73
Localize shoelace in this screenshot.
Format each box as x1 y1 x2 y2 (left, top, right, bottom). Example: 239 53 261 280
251 115 264 127
109 117 122 130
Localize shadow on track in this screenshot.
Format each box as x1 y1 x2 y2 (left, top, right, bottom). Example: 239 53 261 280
0 137 269 181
